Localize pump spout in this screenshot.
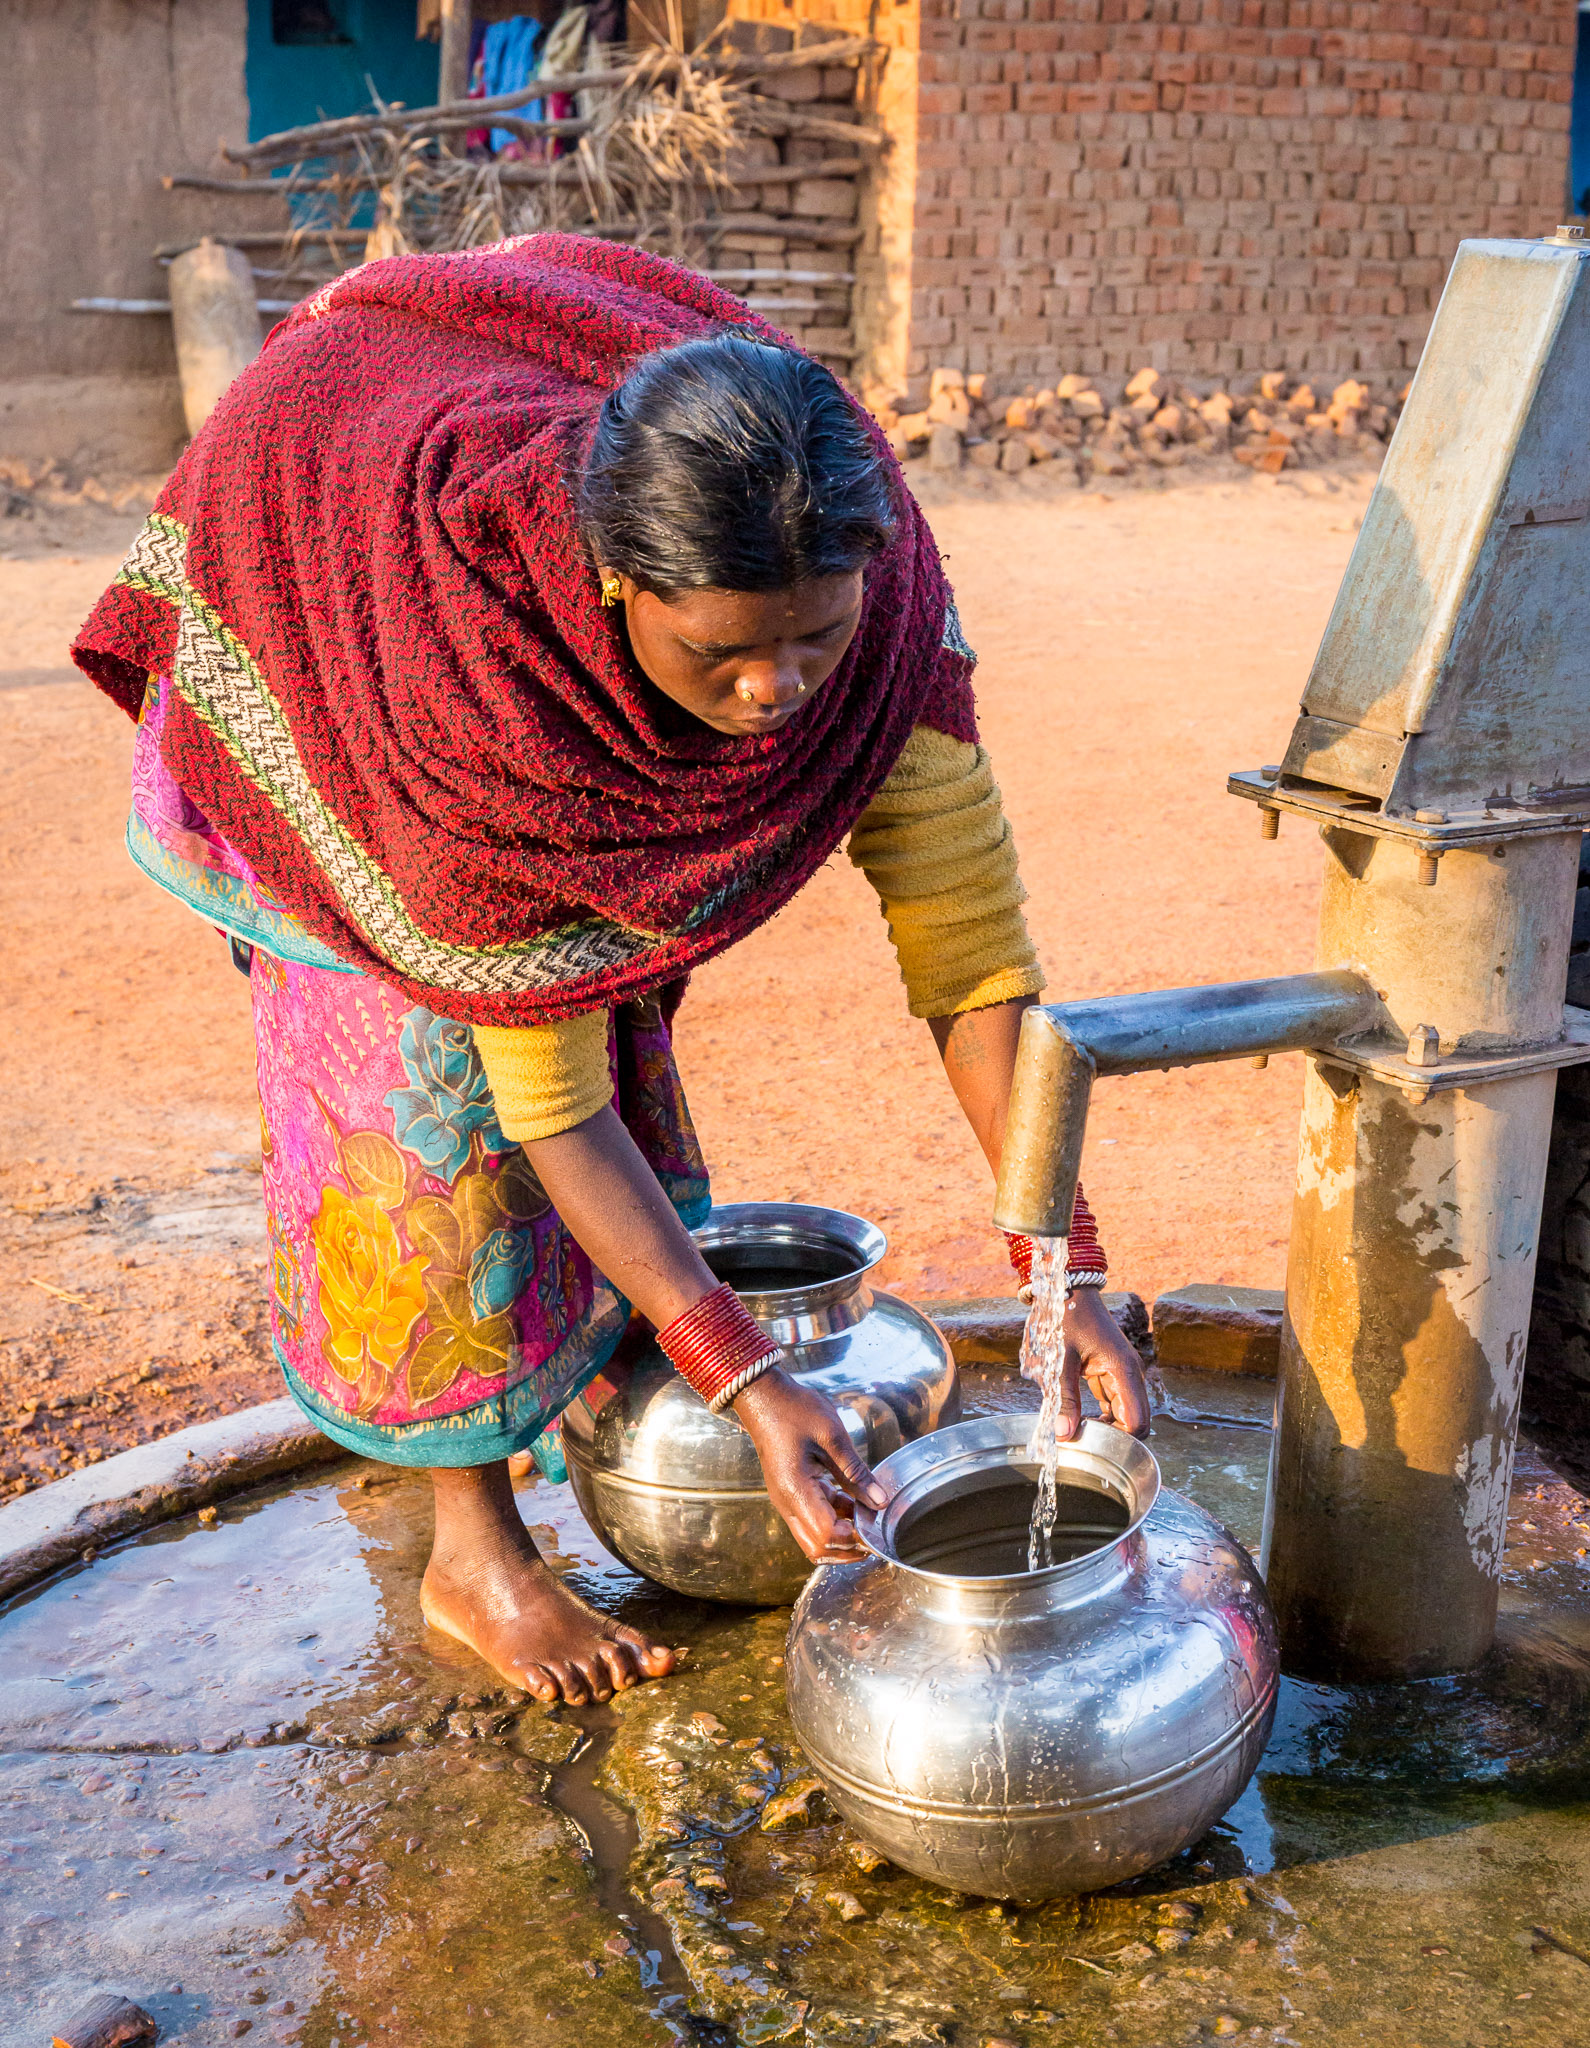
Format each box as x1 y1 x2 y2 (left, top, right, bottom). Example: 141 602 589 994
991 970 1379 1237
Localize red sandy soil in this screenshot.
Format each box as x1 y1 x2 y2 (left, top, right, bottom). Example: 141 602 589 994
0 467 1371 1494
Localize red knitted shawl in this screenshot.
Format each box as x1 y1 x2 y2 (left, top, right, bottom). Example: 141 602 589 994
72 234 976 1026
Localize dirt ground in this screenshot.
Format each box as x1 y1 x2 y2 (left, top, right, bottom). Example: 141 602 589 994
0 465 1371 1494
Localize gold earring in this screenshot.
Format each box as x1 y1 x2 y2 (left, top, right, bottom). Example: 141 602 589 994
599 574 623 608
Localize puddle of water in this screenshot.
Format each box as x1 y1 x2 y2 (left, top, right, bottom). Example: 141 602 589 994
549 1712 694 1997
2 1376 1590 2045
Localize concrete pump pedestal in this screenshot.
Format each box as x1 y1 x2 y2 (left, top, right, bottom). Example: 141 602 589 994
1263 828 1580 1681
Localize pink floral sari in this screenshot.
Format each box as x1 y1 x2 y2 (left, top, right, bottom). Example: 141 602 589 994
130 675 709 1467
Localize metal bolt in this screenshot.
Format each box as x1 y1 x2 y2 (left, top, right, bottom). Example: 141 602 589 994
1259 764 1281 781
1417 851 1441 886
1413 808 1446 824
1250 1054 1270 1070
1260 808 1280 840
1545 224 1587 246
1406 1023 1440 1068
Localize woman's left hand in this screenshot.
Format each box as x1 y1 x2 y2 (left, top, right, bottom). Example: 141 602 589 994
1053 1287 1152 1444
730 1368 888 1563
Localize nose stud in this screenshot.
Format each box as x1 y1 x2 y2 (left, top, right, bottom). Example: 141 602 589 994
738 682 756 702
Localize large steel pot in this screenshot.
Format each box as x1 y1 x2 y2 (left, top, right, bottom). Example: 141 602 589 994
561 1202 959 1604
785 1414 1279 1899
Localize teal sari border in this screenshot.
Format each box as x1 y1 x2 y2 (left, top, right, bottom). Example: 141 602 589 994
663 1183 712 1231
126 812 356 973
278 1184 708 1466
277 1284 634 1468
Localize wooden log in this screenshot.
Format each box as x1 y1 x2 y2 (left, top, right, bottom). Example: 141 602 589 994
221 37 877 166
438 0 473 107
164 173 364 196
726 156 865 185
692 213 866 245
73 296 301 315
156 230 369 256
703 267 855 283
740 107 885 150
716 33 876 71
165 173 306 195
593 215 864 248
168 239 261 436
237 114 588 169
495 153 864 191
50 1992 159 2048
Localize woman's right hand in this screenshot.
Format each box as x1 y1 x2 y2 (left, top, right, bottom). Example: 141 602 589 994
729 1367 887 1562
524 1109 887 1559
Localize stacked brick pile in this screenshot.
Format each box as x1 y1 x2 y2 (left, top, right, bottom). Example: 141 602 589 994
881 362 1401 482
906 0 1573 391
717 21 872 369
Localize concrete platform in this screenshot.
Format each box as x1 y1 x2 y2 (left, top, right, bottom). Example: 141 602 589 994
2 1366 1588 2047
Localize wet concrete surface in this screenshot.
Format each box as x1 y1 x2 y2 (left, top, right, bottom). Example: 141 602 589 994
3 1367 1590 2047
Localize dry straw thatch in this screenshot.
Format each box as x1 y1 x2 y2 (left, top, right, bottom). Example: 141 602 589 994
221 28 878 283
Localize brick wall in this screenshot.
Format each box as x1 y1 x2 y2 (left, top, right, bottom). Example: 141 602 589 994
901 0 1575 396
725 0 922 396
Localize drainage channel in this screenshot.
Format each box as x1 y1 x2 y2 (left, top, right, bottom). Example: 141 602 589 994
548 1704 742 2046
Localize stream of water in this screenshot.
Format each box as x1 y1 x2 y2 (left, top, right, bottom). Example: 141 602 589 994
1019 1233 1071 1570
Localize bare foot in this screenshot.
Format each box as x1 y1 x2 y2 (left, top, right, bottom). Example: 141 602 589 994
420 1460 676 1705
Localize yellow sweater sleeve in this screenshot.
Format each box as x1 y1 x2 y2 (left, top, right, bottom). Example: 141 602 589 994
473 1009 612 1144
847 725 1045 1020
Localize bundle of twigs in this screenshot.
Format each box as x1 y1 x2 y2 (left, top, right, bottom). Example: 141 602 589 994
192 31 881 272
353 42 750 258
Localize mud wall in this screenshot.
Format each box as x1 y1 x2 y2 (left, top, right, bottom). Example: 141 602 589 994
0 0 253 472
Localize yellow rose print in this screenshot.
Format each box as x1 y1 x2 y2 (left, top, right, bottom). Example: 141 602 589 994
311 1185 427 1387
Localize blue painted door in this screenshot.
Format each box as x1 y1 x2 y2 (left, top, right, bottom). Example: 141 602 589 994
246 0 441 143
1572 5 1590 216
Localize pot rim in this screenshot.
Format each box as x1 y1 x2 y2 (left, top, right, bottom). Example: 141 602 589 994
855 1413 1161 1589
690 1201 887 1312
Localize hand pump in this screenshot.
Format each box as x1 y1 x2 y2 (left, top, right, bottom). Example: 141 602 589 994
995 228 1590 1683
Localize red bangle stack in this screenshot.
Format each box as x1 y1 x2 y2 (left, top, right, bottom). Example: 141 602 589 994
656 1283 782 1413
1005 1232 1035 1289
1065 1185 1109 1279
1003 1185 1109 1292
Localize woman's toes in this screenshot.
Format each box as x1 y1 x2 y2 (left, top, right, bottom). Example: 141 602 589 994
522 1664 559 1703
570 1654 610 1700
549 1662 588 1705
598 1642 636 1692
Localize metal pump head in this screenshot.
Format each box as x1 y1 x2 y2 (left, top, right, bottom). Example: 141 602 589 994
1274 234 1590 827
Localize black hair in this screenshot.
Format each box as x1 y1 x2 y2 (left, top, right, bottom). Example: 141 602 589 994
577 331 897 597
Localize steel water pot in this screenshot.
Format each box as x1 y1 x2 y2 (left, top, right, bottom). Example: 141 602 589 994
785 1414 1279 1900
561 1203 959 1604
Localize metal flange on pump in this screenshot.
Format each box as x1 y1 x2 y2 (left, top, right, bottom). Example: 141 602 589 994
994 225 1590 1684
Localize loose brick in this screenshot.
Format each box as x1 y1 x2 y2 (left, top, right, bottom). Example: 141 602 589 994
792 178 860 220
